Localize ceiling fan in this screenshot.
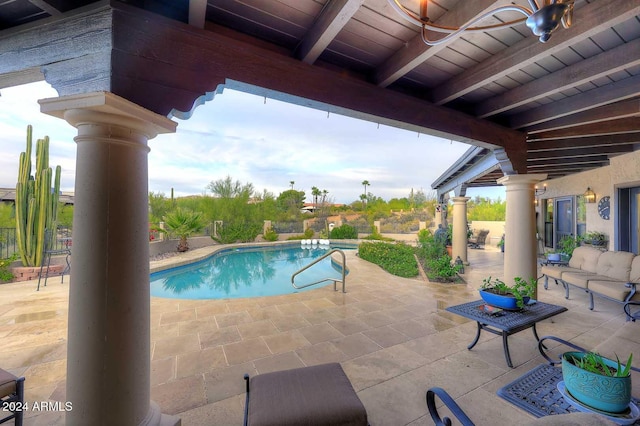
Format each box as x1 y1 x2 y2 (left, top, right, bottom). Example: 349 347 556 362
388 0 574 45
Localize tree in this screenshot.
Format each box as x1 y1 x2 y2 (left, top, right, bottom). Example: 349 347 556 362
311 186 321 209
290 181 295 190
276 189 306 219
361 180 370 209
163 208 204 252
207 175 254 199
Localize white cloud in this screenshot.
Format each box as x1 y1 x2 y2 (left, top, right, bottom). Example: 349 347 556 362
1 81 506 203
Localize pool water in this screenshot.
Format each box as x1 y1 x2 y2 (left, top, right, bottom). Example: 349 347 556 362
150 244 352 299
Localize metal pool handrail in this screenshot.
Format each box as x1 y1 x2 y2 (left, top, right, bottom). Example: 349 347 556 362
291 249 346 293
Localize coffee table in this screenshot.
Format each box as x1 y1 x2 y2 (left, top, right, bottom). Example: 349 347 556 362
446 300 567 367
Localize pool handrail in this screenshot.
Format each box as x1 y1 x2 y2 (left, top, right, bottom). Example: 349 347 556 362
291 249 346 293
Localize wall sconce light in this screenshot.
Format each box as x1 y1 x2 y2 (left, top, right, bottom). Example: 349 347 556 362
584 187 596 203
535 184 547 196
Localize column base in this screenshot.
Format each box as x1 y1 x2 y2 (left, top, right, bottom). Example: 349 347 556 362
141 401 181 426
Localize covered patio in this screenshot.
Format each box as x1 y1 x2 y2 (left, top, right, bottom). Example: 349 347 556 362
1 0 639 424
0 247 632 425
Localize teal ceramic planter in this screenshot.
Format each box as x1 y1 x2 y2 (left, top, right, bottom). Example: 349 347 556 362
479 289 529 310
562 351 632 413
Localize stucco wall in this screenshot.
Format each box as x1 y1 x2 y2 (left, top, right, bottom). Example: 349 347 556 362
468 221 506 247
537 149 640 250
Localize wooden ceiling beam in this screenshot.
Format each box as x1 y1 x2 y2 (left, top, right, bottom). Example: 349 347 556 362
374 0 504 88
527 145 633 160
430 0 640 105
527 156 610 166
509 75 640 129
105 3 526 156
527 118 640 141
527 133 640 151
475 39 640 118
295 0 361 64
523 98 640 133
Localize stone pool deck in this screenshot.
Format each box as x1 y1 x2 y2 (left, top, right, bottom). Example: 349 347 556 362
0 245 631 425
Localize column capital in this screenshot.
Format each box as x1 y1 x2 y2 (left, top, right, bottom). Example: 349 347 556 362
38 92 177 137
497 173 548 186
452 196 471 204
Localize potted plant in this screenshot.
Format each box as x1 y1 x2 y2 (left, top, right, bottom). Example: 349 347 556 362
584 231 607 247
556 235 579 261
497 234 505 253
480 276 537 309
562 351 633 413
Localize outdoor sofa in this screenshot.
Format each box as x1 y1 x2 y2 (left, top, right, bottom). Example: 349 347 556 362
540 246 640 312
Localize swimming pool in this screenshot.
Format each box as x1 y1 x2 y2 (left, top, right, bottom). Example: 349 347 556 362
150 243 354 299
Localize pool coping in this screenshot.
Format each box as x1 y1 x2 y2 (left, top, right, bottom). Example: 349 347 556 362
149 240 360 275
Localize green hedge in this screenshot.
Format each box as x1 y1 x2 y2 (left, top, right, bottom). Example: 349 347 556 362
358 241 418 278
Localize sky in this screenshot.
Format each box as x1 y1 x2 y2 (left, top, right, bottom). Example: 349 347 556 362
0 81 505 204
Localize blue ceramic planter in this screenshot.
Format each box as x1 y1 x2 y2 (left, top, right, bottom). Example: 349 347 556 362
562 351 632 413
479 289 529 310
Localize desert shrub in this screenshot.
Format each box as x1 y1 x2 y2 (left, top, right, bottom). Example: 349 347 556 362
425 255 461 281
286 228 315 240
263 227 279 242
213 222 262 244
0 254 17 282
330 224 358 239
358 241 418 278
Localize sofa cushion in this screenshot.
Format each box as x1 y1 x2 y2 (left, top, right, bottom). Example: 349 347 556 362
561 272 612 289
629 255 640 283
247 363 367 426
540 265 580 280
568 246 603 272
595 251 634 282
587 280 635 301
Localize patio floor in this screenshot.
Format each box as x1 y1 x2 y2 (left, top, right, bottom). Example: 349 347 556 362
0 244 631 425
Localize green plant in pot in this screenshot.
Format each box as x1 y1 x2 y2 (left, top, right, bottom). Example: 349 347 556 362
561 351 633 413
480 276 537 309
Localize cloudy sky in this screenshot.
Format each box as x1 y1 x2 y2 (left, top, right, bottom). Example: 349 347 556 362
0 81 505 204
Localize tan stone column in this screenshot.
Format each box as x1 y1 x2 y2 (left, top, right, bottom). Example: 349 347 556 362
40 93 177 426
452 197 470 264
498 174 548 290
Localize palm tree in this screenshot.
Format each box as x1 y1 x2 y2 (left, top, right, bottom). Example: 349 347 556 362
289 181 295 190
361 180 370 210
321 189 328 205
163 208 204 252
311 186 321 209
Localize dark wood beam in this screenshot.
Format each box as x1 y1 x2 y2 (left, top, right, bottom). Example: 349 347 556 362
475 39 640 118
375 0 505 87
430 0 640 105
509 75 640 129
295 0 361 64
527 133 640 151
527 156 610 167
527 145 633 160
108 3 526 155
527 118 640 141
523 98 640 133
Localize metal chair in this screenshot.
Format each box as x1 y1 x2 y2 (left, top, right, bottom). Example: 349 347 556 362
0 368 25 426
468 229 489 249
37 228 71 291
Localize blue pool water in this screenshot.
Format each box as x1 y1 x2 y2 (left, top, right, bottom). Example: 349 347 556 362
150 244 353 299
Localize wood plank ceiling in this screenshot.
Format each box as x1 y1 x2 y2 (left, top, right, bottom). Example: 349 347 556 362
1 0 639 187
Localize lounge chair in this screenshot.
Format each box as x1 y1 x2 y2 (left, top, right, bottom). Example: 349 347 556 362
243 362 368 426
0 368 25 426
468 229 489 249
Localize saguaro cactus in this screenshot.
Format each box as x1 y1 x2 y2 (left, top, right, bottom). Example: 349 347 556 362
15 125 62 267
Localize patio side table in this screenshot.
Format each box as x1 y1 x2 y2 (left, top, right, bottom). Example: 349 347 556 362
446 300 567 368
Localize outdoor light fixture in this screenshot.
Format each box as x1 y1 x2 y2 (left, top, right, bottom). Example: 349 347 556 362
535 184 547 196
388 0 574 45
584 187 596 203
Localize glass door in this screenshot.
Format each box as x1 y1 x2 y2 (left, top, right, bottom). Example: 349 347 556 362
554 197 574 248
618 187 640 254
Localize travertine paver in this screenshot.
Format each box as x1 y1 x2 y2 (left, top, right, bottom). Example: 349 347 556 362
0 245 632 425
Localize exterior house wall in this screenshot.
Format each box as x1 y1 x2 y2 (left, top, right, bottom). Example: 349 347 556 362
537 150 640 251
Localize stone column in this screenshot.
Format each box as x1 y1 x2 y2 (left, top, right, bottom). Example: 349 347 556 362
497 174 548 291
434 204 443 229
452 197 470 264
39 93 178 426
